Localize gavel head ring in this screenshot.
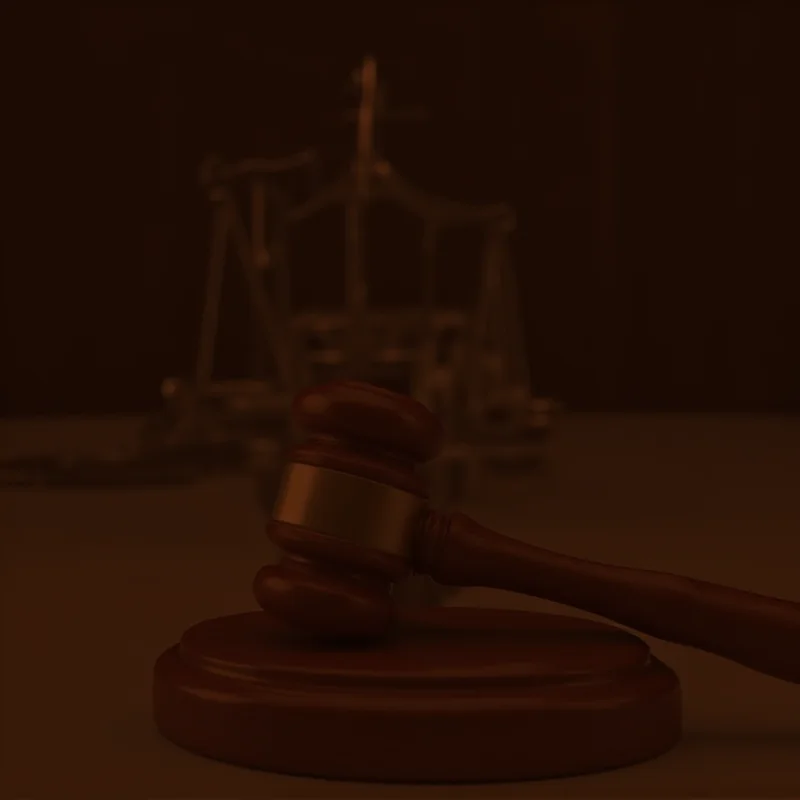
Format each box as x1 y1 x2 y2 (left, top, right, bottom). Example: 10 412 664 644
253 380 444 641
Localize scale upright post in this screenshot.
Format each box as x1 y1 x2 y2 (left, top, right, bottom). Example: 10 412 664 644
342 56 430 381
343 57 377 379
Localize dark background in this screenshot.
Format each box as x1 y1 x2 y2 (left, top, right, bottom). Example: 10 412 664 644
4 1 799 415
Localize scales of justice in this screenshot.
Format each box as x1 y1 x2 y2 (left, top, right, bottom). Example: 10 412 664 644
146 55 556 508
151 62 800 785
2 56 554 497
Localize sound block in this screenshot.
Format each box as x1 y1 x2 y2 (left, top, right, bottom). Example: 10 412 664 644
153 607 681 783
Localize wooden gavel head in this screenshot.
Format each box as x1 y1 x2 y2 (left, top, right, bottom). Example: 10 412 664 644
253 380 443 642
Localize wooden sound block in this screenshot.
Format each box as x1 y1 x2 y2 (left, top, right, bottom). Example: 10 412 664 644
153 607 682 783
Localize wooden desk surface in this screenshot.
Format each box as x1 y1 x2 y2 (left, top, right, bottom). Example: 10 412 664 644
2 413 799 797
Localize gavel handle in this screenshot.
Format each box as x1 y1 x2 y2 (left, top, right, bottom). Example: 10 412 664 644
415 512 800 684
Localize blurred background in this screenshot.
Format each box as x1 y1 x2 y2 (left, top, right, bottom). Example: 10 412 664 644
4 1 799 416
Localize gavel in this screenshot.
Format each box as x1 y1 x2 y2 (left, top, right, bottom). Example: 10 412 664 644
254 380 800 684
